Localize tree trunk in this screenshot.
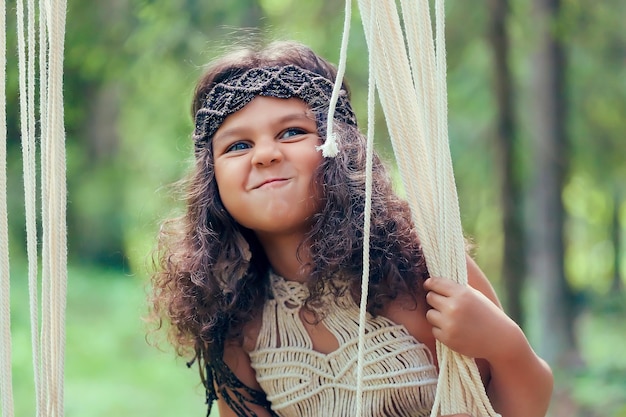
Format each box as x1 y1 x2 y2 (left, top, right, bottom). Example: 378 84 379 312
528 0 577 364
611 183 623 293
487 0 526 326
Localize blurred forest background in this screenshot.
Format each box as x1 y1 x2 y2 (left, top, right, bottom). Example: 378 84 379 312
2 0 625 416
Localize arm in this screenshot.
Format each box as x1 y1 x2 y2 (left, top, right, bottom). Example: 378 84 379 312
424 255 553 417
216 342 273 417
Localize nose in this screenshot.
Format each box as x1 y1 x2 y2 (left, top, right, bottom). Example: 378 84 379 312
251 137 282 167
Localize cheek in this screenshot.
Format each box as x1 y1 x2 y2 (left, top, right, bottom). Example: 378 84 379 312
213 156 238 189
213 168 225 199
306 148 324 177
213 162 237 210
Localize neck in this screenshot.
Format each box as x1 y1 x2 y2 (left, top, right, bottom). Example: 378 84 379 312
255 232 311 283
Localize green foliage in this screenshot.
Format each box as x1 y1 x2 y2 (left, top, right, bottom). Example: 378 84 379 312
560 0 626 295
551 299 626 416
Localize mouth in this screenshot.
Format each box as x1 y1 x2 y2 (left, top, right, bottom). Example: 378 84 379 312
254 178 290 189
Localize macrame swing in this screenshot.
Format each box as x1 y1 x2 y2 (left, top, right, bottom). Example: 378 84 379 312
0 0 68 416
319 1 501 416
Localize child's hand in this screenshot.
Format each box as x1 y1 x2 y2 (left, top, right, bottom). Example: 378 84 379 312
424 277 517 362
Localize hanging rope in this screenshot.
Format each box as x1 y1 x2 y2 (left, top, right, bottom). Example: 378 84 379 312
0 0 15 415
354 2 377 414
2 0 68 415
43 1 68 414
17 0 43 414
318 0 352 157
328 0 500 415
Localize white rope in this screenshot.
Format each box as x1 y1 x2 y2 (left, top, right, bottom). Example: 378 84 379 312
40 2 53 413
318 0 351 158
0 0 16 415
355 2 376 415
42 0 68 415
33 0 50 415
346 0 499 415
17 1 44 413
13 0 68 415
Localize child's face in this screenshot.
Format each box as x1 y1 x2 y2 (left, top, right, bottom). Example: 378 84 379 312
212 96 324 239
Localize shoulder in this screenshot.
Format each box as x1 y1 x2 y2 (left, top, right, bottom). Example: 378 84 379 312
466 254 501 308
218 334 273 417
222 311 264 390
381 295 437 360
222 339 263 391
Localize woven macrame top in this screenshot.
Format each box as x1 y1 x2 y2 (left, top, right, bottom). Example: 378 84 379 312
249 272 438 417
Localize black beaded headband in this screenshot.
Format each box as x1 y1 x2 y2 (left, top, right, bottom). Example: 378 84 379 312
193 65 357 148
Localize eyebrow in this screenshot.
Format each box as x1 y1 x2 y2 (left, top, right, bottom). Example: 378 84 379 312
213 112 315 145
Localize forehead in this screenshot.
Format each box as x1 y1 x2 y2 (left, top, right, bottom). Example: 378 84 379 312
222 96 310 123
212 97 315 147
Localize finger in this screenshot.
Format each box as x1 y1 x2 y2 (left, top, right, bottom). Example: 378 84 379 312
430 325 445 344
425 305 443 327
425 288 448 310
424 277 459 296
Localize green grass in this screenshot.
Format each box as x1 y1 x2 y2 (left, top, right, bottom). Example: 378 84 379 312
8 264 208 417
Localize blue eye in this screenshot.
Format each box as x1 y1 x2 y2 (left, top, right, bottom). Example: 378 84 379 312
281 128 307 139
226 142 250 152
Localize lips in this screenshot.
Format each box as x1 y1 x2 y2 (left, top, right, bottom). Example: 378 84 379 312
254 177 289 189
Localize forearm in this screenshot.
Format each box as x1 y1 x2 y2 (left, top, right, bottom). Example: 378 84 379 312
486 324 553 417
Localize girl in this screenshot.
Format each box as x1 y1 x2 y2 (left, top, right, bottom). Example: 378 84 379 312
150 41 553 417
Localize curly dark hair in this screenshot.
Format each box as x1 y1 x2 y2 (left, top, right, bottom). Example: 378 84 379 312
150 40 429 414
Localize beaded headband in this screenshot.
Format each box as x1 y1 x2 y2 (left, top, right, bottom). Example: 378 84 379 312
193 65 357 148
